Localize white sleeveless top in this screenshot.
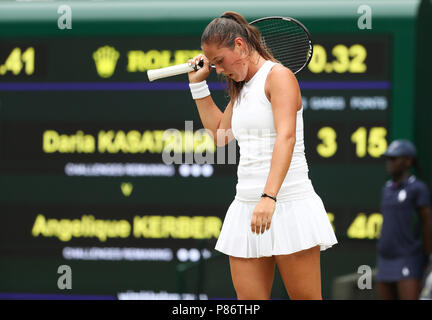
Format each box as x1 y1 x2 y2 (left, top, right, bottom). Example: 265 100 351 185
231 60 315 203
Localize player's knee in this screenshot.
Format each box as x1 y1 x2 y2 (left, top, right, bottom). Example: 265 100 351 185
236 291 271 300
288 290 322 300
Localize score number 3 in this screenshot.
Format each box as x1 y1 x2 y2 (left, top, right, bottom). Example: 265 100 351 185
317 126 387 158
317 127 338 158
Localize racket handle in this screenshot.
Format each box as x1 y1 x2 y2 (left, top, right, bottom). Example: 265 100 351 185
147 59 206 81
147 63 195 82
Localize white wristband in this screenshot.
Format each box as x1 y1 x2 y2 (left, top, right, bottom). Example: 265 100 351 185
189 80 210 100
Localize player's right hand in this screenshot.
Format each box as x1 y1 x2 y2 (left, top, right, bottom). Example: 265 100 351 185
188 54 211 83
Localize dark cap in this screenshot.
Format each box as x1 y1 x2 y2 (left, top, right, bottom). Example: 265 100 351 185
383 139 417 158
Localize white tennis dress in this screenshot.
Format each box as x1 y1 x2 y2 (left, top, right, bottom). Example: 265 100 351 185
215 60 338 258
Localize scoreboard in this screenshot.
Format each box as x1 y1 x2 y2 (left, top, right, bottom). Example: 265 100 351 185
300 35 391 242
0 0 428 300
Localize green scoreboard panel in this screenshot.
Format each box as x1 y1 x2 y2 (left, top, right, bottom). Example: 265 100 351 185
300 35 390 240
0 0 426 300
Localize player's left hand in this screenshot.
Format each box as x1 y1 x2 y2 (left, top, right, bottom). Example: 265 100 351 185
251 197 276 234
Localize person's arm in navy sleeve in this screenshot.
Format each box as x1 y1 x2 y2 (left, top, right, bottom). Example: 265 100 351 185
417 183 432 259
419 206 432 257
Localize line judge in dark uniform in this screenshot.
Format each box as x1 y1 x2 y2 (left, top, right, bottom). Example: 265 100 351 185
376 139 432 300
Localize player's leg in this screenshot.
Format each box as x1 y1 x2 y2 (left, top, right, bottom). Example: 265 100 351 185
397 278 420 300
229 255 276 300
274 245 322 300
377 281 398 300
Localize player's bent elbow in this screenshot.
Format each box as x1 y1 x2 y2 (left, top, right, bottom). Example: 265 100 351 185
214 136 231 147
215 127 234 147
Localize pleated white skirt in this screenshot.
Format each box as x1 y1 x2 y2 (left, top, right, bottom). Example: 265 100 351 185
215 192 338 258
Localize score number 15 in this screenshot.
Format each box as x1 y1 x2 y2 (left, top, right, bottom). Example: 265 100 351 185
317 126 387 158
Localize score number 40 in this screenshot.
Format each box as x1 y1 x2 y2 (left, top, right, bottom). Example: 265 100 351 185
317 126 387 158
328 212 383 240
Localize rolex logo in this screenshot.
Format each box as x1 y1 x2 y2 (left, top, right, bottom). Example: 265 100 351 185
93 46 120 78
121 182 133 197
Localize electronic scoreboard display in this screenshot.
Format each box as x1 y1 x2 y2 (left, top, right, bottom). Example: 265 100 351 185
0 34 389 298
1 1 423 300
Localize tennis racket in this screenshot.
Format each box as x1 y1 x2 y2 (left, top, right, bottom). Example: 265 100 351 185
147 16 313 81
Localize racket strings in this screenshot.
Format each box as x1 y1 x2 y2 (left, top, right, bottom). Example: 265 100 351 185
263 33 310 44
268 42 311 53
252 18 312 73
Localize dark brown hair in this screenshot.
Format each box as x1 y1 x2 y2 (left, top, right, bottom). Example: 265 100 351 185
201 11 276 102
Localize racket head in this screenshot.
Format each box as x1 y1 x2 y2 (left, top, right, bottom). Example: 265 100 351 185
249 16 313 74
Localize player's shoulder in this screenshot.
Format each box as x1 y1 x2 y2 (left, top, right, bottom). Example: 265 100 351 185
401 175 431 200
409 175 430 192
267 62 296 84
382 180 393 193
268 62 293 76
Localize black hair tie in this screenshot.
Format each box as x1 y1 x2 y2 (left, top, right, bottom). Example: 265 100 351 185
220 15 249 39
220 15 238 23
261 193 277 202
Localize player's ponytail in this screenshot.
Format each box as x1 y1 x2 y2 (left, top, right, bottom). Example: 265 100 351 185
201 11 276 102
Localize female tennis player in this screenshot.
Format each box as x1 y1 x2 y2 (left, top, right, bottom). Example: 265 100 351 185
187 11 337 300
